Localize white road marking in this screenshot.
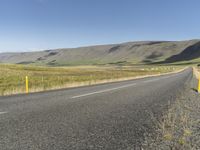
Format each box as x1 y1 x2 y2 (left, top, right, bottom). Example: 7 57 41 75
161 76 171 79
71 83 137 99
143 73 176 83
71 72 178 99
0 112 7 115
143 79 159 83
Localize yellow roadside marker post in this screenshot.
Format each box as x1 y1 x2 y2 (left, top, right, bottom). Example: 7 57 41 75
26 76 29 93
197 78 200 93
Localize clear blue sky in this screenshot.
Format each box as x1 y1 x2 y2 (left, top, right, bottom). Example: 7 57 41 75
0 0 200 52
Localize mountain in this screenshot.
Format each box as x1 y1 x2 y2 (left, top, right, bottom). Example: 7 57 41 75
164 41 200 63
0 40 199 66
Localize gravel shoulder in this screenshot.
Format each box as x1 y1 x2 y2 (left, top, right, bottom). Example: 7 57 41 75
142 69 200 149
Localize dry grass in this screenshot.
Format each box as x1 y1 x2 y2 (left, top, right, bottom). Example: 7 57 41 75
143 98 200 150
0 64 180 96
142 68 200 150
158 100 193 149
193 67 199 79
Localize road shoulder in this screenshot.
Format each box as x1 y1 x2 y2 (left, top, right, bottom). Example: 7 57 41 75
142 68 200 149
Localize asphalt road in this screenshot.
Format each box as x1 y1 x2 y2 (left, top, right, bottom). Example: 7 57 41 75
0 68 192 150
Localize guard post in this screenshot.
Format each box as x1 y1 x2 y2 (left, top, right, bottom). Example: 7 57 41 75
26 76 29 93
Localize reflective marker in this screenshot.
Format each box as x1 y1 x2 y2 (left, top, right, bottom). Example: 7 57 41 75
26 76 29 93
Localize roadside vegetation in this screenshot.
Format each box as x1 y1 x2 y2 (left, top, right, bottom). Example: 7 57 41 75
142 67 200 150
0 64 181 96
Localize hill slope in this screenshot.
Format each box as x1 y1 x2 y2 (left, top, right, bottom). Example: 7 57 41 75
0 40 199 66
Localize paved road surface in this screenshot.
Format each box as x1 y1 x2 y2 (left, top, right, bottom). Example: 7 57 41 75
0 68 192 150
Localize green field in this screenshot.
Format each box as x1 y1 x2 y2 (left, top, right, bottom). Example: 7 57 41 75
0 64 183 96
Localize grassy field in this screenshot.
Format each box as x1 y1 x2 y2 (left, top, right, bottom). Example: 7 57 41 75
0 64 182 96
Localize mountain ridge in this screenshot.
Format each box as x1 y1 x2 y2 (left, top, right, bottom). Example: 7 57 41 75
0 40 199 66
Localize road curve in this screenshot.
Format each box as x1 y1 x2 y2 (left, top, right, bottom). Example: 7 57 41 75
0 68 192 150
